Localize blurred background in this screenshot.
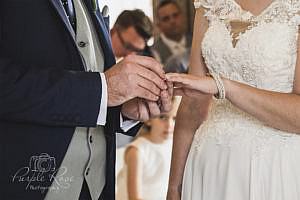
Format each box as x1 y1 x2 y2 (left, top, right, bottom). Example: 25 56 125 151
96 1 196 199
99 0 195 40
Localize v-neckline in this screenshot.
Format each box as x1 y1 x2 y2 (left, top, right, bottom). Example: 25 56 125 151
231 0 276 18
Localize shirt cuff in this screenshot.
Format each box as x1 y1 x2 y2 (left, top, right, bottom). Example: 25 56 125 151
120 114 139 132
96 73 108 125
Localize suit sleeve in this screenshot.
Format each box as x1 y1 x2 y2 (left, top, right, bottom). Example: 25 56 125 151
0 57 102 127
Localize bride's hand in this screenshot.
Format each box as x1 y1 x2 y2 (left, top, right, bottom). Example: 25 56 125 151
166 73 218 96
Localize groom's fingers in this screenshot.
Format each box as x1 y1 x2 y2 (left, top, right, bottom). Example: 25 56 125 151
160 90 172 113
167 81 174 97
138 99 150 122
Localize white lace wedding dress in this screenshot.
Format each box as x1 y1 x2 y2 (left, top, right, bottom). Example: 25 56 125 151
182 0 300 199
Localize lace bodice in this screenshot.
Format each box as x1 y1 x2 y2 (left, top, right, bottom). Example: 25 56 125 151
192 0 300 152
195 0 299 91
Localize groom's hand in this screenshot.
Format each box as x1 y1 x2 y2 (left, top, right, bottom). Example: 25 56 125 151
160 81 174 113
105 55 167 107
121 85 173 122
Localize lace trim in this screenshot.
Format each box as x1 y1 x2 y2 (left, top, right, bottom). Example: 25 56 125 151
192 100 297 159
201 0 300 26
198 0 300 48
194 0 214 9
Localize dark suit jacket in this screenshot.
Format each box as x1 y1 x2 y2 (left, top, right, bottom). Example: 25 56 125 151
0 0 140 199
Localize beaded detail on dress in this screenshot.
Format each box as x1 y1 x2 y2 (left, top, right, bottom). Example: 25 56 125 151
192 0 300 155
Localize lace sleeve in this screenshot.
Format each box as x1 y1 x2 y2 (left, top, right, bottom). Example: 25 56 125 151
194 0 213 9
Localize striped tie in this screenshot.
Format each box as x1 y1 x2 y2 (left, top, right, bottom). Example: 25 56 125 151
61 0 76 31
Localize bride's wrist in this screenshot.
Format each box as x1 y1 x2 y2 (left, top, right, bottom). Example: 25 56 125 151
207 72 226 99
222 77 233 99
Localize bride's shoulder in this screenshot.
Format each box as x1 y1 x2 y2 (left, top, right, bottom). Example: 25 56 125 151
194 0 219 9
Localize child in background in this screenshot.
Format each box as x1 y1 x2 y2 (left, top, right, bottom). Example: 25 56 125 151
116 97 180 200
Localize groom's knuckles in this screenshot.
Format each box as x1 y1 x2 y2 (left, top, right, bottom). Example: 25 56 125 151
131 75 160 96
136 87 158 101
161 96 172 112
136 67 166 90
122 56 167 89
131 55 165 77
140 78 161 95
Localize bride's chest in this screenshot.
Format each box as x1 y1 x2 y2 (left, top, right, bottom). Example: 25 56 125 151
201 21 298 91
203 21 298 61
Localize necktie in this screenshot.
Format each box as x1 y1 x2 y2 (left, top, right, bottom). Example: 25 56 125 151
61 0 76 31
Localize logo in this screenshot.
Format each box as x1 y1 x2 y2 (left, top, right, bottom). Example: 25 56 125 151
29 153 56 173
11 153 74 194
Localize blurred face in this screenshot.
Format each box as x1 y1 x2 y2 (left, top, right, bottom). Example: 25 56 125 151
111 26 146 58
157 3 185 40
148 110 176 142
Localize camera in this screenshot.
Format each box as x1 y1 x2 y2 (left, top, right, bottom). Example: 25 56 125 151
29 153 56 172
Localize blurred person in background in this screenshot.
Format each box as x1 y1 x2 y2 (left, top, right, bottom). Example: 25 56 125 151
110 9 156 148
110 9 154 60
164 49 190 73
152 0 192 72
116 97 181 200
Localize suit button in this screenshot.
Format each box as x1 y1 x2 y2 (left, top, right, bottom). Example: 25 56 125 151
86 168 90 176
78 41 87 48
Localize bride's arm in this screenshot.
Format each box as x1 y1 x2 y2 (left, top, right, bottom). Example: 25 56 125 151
220 29 300 133
167 8 210 199
223 44 300 133
168 33 300 134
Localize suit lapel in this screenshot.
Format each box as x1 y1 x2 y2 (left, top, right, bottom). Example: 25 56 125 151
83 0 116 69
49 0 116 69
49 0 76 39
93 10 116 69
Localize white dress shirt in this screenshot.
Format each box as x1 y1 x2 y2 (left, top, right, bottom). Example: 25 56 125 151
46 1 138 198
160 33 187 56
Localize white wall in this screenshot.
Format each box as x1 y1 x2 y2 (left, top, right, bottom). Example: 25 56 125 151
97 0 153 28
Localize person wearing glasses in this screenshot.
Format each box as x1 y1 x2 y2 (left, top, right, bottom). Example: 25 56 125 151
152 0 192 69
110 9 154 59
110 9 156 148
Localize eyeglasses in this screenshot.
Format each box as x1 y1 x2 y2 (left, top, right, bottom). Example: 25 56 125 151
115 28 145 54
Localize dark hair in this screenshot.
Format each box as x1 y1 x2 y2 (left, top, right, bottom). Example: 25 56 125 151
157 0 181 12
114 9 153 41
